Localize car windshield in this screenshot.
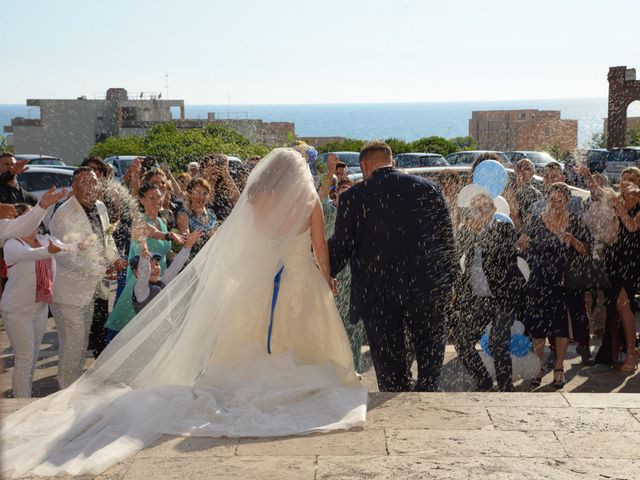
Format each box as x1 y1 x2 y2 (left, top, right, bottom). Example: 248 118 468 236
588 151 609 162
524 152 555 164
333 153 360 167
609 149 639 163
119 159 134 172
397 155 446 168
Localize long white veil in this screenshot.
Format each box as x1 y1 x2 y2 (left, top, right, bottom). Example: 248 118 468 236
2 148 366 478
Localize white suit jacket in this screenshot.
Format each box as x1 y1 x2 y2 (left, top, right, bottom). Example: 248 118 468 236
49 196 119 306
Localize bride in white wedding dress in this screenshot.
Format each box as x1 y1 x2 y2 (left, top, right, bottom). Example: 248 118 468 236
2 148 367 478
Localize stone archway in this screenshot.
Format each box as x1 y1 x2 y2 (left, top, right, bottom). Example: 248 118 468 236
607 66 640 149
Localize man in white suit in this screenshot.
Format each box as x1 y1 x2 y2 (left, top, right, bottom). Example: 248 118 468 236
49 167 124 388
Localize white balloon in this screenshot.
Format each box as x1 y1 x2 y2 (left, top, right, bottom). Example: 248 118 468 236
479 352 496 378
493 195 510 216
521 352 542 380
457 184 489 208
511 354 525 381
510 320 525 336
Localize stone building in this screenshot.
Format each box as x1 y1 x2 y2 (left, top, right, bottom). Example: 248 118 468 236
603 116 640 138
469 109 578 154
4 88 294 164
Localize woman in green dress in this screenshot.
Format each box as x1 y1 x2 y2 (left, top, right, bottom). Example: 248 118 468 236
105 183 183 341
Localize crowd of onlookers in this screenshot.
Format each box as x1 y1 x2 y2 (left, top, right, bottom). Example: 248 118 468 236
0 151 257 397
0 144 639 398
440 154 640 391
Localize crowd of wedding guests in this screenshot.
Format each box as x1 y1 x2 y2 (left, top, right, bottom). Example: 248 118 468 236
443 155 640 391
0 151 253 397
0 144 639 398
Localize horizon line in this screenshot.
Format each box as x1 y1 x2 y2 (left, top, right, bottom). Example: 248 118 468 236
0 95 609 106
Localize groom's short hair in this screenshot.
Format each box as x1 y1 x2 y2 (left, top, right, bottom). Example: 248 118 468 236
360 140 393 163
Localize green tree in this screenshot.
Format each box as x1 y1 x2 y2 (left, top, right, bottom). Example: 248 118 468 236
0 134 8 152
590 131 607 148
626 125 640 146
316 138 364 154
409 136 458 156
89 123 268 172
383 137 411 154
449 135 477 150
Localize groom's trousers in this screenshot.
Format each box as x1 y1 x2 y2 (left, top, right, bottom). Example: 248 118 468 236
361 297 447 392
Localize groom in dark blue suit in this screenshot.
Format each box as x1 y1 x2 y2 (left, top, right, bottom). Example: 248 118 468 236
329 141 457 392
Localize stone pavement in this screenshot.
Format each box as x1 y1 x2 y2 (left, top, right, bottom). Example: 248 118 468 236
2 317 640 479
3 392 640 479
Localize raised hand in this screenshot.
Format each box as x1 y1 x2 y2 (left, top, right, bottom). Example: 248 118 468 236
327 153 338 174
47 239 68 254
0 203 17 219
168 231 186 245
39 187 69 209
9 159 30 176
184 229 203 249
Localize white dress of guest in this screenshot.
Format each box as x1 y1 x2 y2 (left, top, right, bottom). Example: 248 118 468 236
0 235 76 397
48 195 119 389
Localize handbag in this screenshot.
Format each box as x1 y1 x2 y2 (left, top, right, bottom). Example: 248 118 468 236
564 254 610 291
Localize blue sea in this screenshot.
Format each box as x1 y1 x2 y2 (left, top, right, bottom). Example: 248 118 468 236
3 98 639 148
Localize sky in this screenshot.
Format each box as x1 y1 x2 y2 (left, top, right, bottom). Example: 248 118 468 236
2 0 639 105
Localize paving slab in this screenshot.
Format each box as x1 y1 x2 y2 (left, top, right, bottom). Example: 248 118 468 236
236 429 387 456
418 392 570 408
385 429 565 457
123 456 316 480
0 397 34 414
556 431 640 459
315 456 640 480
133 435 237 458
368 404 492 430
562 392 640 408
487 406 640 431
20 459 134 480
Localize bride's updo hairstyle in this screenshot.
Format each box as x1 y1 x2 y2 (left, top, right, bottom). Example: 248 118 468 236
246 148 311 204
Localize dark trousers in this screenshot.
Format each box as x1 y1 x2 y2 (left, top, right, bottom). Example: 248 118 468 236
361 299 446 392
88 297 109 358
453 296 513 392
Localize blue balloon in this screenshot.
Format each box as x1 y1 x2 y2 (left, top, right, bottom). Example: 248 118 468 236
480 334 491 356
509 334 532 357
473 160 507 198
494 212 514 225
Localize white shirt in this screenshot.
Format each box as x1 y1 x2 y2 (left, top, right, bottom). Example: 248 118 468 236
0 234 77 312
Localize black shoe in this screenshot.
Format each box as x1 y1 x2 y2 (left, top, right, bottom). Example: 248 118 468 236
530 369 544 387
576 345 595 366
552 369 565 389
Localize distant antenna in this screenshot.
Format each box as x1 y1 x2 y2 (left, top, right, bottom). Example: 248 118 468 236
165 73 169 99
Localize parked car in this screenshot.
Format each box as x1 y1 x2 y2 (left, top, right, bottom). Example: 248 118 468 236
584 148 609 174
394 153 448 168
105 155 138 180
14 154 66 166
16 166 75 200
605 147 640 182
317 152 361 174
504 151 561 172
445 150 510 166
347 165 590 201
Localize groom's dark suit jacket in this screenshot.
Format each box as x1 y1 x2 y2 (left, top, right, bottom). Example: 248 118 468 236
329 167 457 323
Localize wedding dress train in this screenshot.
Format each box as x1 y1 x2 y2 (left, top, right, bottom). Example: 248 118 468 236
2 149 367 478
